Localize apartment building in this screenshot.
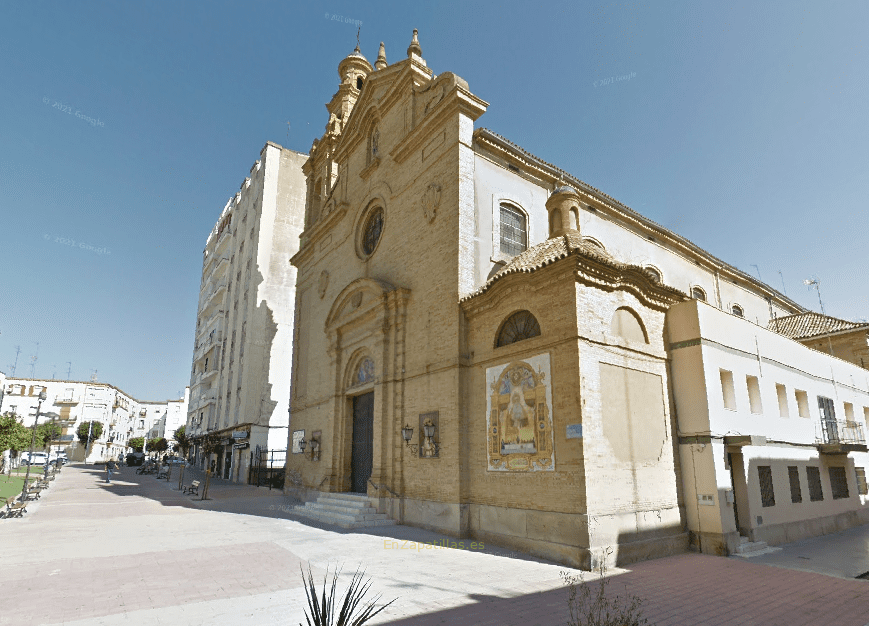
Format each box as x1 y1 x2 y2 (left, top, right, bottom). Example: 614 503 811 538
0 378 186 462
186 141 306 482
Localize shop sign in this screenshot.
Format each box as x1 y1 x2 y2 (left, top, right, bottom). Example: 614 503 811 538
233 442 249 450
232 430 249 439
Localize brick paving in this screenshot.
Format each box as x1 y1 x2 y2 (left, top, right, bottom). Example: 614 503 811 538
1 464 868 625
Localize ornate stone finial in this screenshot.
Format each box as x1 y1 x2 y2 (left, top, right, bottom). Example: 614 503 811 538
375 41 387 70
407 28 422 57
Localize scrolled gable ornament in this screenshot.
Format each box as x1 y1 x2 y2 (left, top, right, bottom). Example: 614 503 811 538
421 183 441 224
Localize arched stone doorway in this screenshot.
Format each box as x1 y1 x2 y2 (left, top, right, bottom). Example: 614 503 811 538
323 278 410 495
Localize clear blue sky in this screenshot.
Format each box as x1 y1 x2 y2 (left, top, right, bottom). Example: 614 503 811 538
1 1 867 399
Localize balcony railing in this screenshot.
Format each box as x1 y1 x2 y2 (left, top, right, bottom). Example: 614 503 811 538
816 419 867 454
194 332 223 362
54 396 80 405
197 309 225 339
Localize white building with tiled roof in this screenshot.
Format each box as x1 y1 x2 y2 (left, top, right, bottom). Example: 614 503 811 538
769 312 869 370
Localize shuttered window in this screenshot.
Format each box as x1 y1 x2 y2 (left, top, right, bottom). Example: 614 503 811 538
818 396 836 421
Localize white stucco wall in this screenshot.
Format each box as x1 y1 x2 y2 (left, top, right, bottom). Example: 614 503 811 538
669 300 869 546
472 148 800 328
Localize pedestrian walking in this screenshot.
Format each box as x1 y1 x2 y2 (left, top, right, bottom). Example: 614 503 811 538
105 457 119 483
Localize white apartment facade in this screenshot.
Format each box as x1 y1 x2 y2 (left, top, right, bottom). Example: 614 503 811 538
186 141 307 483
669 299 869 554
147 388 190 443
0 378 186 463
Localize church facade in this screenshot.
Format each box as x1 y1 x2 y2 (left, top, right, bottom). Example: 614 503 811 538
285 31 869 569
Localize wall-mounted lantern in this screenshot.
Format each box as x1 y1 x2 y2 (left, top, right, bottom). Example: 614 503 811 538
309 430 321 461
298 431 321 461
402 412 440 458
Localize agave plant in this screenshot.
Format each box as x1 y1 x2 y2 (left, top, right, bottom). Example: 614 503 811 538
300 564 395 626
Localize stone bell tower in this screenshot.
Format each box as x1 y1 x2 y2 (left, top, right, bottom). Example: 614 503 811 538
545 185 582 237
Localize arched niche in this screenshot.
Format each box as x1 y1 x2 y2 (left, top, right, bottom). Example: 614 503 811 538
610 307 649 344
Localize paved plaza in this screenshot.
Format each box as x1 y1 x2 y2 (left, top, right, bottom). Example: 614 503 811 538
2 464 869 625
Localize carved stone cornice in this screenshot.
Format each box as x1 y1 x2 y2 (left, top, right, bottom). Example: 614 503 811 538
391 78 487 165
291 204 348 268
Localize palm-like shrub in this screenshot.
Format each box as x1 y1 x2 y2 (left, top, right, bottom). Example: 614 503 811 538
300 565 394 626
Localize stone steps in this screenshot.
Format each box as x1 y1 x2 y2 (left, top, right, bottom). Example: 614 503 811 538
291 493 396 529
732 536 782 558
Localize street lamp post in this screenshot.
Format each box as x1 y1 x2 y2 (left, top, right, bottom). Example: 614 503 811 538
21 390 48 498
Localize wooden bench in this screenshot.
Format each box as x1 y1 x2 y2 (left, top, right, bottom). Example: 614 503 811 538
183 480 201 496
3 497 26 518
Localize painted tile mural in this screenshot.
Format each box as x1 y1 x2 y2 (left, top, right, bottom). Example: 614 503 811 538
486 353 554 471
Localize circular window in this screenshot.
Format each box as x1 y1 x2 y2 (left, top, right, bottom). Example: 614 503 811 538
361 207 384 256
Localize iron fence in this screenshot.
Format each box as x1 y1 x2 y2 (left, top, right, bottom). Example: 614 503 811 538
249 446 286 489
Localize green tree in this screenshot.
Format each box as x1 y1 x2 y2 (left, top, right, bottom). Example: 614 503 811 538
146 437 168 456
77 421 104 446
173 426 191 455
202 433 220 456
128 436 145 452
0 412 30 453
35 421 62 450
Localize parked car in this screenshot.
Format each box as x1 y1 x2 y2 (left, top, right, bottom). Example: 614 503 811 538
126 452 146 466
20 452 49 466
166 457 186 465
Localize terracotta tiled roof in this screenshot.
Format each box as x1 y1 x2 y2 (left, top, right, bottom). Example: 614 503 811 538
492 231 610 278
462 231 683 305
768 312 869 340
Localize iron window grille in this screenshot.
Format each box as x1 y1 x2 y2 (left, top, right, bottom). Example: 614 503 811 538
806 466 824 501
788 466 802 503
499 204 527 257
496 310 541 347
829 467 850 500
758 465 775 507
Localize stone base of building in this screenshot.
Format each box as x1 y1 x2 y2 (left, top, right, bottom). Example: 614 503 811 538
752 508 869 547
284 488 690 569
689 508 869 556
688 530 738 556
380 493 690 570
